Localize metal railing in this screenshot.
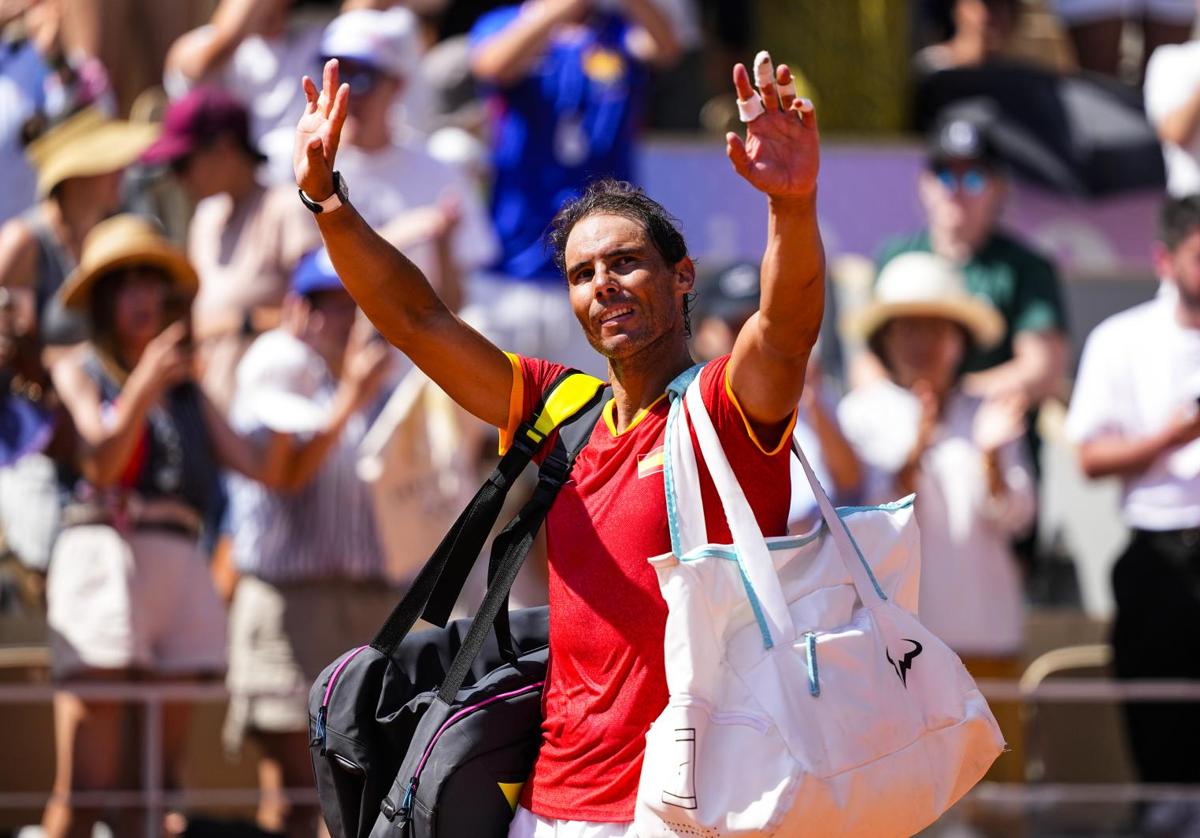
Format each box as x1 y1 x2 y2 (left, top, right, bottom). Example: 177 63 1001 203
5 677 1200 836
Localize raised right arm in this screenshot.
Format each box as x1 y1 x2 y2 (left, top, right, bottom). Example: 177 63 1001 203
295 61 513 428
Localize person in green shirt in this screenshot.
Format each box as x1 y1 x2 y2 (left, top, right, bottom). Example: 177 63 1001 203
876 114 1069 406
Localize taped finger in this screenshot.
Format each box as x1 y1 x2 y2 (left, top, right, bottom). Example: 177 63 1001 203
754 50 775 91
738 95 765 122
754 50 778 110
777 69 797 108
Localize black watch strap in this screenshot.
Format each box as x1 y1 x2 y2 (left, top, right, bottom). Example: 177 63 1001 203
298 171 347 214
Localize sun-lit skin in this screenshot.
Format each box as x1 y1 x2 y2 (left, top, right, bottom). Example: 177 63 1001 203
563 213 694 380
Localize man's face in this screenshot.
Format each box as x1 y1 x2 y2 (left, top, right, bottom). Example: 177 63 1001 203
1160 226 1200 312
340 59 402 123
919 160 1005 255
563 213 693 362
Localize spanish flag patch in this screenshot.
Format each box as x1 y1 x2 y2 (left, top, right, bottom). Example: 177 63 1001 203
638 446 665 478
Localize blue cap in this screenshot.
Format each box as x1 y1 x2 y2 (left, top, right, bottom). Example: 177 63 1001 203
291 248 345 296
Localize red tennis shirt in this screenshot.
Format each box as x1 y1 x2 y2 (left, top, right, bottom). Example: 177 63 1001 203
501 353 794 822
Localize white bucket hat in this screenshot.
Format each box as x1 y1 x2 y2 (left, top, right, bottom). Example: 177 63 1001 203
320 7 421 80
850 251 1005 349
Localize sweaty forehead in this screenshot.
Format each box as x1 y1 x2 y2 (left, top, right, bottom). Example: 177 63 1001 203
564 213 652 264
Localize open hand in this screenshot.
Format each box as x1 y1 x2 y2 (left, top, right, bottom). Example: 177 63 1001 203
973 392 1028 455
726 52 819 200
295 59 349 202
129 321 194 402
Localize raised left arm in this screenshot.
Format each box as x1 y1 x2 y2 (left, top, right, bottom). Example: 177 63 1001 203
726 53 825 427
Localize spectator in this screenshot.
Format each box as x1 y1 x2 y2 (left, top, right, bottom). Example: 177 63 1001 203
465 0 679 372
876 114 1069 405
1065 196 1200 822
0 0 113 225
39 214 289 838
140 87 320 413
839 250 1034 782
320 7 498 312
1145 23 1200 198
1052 0 1195 80
0 284 72 583
913 0 1021 76
223 247 393 838
0 106 156 350
165 0 337 185
691 259 862 531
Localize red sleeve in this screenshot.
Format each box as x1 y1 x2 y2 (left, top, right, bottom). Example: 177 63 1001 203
697 355 796 457
498 353 571 455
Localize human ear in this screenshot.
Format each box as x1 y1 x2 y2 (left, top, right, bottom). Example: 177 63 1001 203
675 257 696 294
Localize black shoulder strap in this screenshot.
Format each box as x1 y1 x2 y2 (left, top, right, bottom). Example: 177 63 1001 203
482 387 610 663
438 387 609 700
370 371 605 655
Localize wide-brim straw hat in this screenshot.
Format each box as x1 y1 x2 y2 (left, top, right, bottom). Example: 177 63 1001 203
850 251 1005 349
58 215 199 311
25 106 159 198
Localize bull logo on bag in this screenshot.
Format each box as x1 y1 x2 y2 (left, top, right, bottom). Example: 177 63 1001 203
886 639 923 688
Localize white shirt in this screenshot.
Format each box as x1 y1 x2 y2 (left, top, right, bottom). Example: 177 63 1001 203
839 381 1035 655
166 18 328 186
1066 297 1200 530
1145 41 1200 198
228 329 386 582
336 142 499 290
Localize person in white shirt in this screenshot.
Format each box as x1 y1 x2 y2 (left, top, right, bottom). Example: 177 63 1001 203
839 251 1035 782
1145 32 1200 198
318 7 499 313
1066 195 1200 798
165 0 336 185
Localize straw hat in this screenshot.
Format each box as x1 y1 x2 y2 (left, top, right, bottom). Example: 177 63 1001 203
25 107 159 198
850 252 1005 349
58 215 198 310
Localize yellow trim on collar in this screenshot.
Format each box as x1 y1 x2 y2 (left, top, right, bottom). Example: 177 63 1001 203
602 392 668 436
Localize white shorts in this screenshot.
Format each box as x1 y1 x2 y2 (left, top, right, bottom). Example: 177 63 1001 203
461 274 607 377
508 806 637 838
1052 0 1197 25
47 525 227 680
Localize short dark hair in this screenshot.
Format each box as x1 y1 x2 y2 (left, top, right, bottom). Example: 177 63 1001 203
1160 195 1200 251
548 179 689 276
547 178 696 333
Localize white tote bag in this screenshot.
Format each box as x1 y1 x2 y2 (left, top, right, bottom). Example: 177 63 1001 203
635 369 1004 838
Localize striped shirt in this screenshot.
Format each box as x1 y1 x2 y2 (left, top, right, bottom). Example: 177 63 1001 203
228 329 385 583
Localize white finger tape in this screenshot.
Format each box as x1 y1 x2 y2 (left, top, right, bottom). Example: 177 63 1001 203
738 96 765 122
754 50 774 89
778 79 796 99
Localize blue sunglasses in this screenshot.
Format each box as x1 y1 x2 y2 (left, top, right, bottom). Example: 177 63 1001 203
934 167 990 196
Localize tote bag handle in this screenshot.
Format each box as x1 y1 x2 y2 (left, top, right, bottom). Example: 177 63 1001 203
672 377 887 649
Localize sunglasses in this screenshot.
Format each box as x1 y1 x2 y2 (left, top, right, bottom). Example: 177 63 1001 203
335 61 381 96
933 167 990 196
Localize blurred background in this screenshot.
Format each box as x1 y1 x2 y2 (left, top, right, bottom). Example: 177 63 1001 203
1 0 1198 835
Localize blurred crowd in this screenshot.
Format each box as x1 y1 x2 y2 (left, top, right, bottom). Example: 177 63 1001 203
1 0 1200 836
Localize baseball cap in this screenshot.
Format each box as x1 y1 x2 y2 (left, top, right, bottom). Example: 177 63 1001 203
926 114 1002 169
141 87 264 167
320 7 421 80
696 260 761 324
291 248 346 297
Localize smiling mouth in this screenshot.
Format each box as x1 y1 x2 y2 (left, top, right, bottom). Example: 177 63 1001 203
598 306 634 325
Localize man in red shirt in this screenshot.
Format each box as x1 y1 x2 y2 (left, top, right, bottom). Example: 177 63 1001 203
294 47 824 836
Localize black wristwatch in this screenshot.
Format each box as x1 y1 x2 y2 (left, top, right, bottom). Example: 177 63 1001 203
298 171 349 214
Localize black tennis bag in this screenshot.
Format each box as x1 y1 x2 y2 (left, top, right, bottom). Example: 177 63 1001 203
309 372 607 838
